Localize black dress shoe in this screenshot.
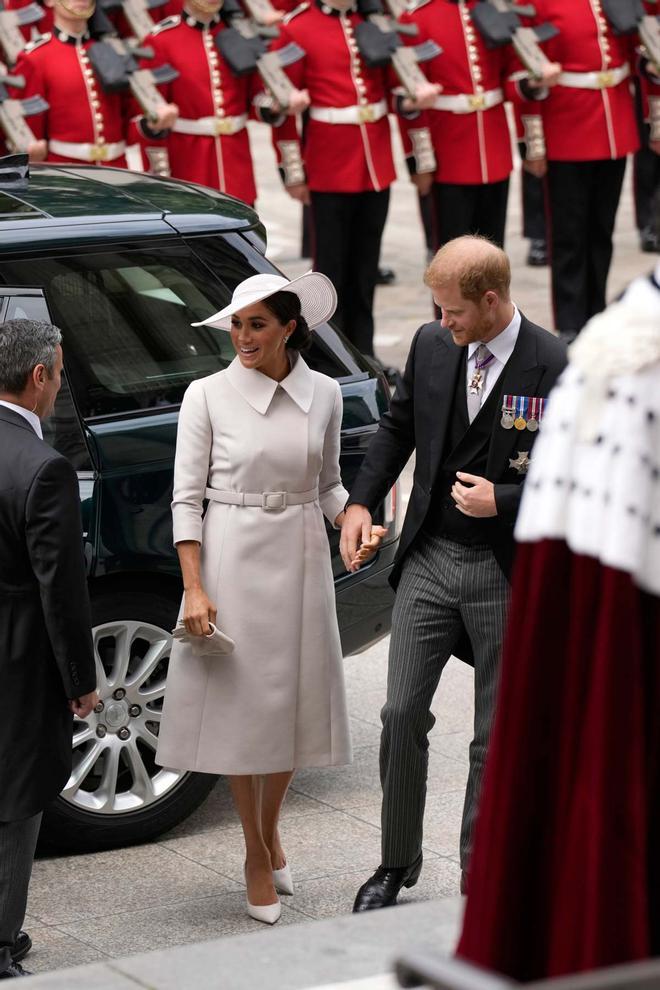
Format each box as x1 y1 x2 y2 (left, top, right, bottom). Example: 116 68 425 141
376 266 396 286
353 853 423 912
11 933 31 965
640 225 660 253
0 963 31 978
526 239 548 267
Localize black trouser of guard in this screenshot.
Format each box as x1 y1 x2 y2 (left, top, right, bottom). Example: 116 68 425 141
633 123 660 234
310 188 390 357
546 157 626 335
518 142 547 242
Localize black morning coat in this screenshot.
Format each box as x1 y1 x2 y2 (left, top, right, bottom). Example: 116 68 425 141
348 316 568 662
0 405 96 822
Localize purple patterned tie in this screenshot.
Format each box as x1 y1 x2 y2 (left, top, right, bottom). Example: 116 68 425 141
467 344 495 423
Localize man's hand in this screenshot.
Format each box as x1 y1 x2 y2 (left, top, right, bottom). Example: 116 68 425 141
340 504 373 572
69 690 100 719
183 586 217 636
411 171 434 196
451 472 497 517
286 182 310 205
651 139 660 157
526 61 562 89
524 157 547 179
27 139 48 163
152 102 179 131
401 80 441 113
282 88 310 116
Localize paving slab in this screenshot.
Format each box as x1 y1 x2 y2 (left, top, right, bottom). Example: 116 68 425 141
27 844 241 926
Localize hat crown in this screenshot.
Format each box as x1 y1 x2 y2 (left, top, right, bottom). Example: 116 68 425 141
231 274 289 310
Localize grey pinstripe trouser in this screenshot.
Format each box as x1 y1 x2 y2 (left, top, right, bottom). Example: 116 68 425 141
380 534 510 871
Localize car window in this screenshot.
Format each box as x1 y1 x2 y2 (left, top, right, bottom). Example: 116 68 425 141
0 244 238 420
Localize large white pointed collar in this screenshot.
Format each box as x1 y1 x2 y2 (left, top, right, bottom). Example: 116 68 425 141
225 353 315 415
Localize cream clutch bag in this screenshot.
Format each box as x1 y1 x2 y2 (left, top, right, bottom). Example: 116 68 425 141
172 621 235 656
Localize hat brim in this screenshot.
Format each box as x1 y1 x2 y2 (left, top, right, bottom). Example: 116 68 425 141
191 270 338 331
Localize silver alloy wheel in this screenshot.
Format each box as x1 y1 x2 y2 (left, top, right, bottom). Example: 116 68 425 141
63 620 185 814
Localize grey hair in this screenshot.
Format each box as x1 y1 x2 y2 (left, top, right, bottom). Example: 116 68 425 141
0 319 62 394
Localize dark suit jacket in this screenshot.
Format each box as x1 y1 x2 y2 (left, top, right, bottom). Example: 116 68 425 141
0 404 96 822
349 314 568 590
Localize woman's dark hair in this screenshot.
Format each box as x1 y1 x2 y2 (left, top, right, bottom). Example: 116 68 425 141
262 290 312 352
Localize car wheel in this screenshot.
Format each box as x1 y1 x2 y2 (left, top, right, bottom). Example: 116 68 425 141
39 589 218 854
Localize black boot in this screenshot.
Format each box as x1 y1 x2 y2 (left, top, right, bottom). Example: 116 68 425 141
526 239 548 267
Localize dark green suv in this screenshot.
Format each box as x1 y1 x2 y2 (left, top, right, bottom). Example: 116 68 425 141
0 164 399 852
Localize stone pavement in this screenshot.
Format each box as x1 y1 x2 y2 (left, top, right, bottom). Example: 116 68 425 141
23 123 654 978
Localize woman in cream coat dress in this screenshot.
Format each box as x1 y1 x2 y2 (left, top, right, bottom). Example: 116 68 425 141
156 271 386 926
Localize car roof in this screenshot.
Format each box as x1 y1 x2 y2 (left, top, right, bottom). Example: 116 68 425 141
0 164 263 247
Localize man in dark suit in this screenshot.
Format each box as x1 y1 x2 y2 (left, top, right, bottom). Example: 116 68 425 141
341 236 567 911
0 319 98 978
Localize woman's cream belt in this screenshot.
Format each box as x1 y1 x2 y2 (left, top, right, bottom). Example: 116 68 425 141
205 487 318 511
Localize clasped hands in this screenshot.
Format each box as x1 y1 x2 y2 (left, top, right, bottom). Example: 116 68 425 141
340 505 388 573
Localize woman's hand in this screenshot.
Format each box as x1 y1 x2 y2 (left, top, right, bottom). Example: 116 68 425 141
350 525 389 570
183 586 217 637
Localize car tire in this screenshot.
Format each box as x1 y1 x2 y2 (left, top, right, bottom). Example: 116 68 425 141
39 588 218 854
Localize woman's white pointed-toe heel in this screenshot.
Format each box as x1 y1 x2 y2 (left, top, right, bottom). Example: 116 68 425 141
244 864 281 924
246 897 281 925
272 863 294 896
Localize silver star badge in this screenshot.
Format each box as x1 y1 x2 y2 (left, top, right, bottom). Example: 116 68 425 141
509 450 530 475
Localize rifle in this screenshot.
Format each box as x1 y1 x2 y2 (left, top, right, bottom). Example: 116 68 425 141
87 37 179 123
100 0 169 42
355 0 442 100
215 23 305 110
470 0 559 80
601 0 660 74
0 1 44 66
0 73 47 152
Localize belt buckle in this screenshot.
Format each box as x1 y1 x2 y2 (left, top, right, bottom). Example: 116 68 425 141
214 118 233 136
358 105 375 124
468 93 486 111
597 71 614 88
90 144 108 162
262 491 287 511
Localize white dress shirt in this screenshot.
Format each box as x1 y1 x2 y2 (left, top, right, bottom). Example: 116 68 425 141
0 399 43 439
466 305 521 411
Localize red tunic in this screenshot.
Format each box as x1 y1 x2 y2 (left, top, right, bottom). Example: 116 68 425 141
271 3 397 193
529 0 642 161
139 15 264 204
14 31 131 166
398 0 529 185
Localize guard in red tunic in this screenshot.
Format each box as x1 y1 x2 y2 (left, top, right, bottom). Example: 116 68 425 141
397 0 559 251
271 0 438 358
14 0 177 166
138 0 308 205
528 0 660 337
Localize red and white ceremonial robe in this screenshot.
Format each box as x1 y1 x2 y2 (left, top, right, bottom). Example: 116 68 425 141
457 272 660 979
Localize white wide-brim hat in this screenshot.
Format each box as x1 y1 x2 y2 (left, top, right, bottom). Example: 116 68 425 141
191 270 337 331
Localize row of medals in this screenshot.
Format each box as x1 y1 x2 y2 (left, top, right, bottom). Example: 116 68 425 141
501 407 539 432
